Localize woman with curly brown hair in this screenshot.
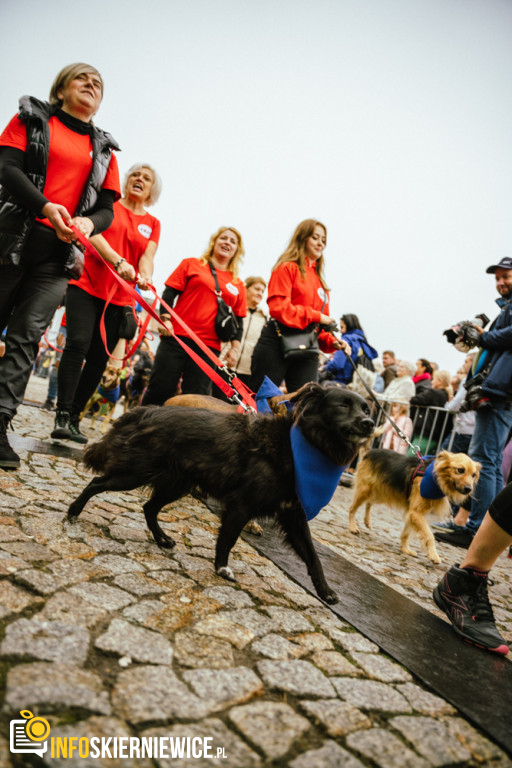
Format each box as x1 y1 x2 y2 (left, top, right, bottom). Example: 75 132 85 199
250 219 346 393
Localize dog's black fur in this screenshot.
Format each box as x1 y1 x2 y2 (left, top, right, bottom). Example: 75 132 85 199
67 383 374 603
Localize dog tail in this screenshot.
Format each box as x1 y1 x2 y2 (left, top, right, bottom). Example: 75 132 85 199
83 441 110 474
83 405 157 473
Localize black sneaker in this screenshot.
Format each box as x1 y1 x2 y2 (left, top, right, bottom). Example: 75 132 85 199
68 416 88 445
0 414 20 470
42 398 56 411
434 527 474 549
51 410 72 439
433 565 509 655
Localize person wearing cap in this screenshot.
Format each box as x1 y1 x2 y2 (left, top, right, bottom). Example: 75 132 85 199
435 256 512 550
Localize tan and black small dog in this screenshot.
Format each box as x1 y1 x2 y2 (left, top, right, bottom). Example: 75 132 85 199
81 364 122 432
347 449 480 563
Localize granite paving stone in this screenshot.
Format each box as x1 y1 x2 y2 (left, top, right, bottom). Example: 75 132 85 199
250 633 305 660
142 719 261 767
256 659 337 697
94 617 174 664
112 666 217 723
174 629 235 668
289 739 366 768
183 666 264 706
350 652 413 682
332 678 413 713
311 650 362 676
390 715 473 766
5 661 111 715
0 578 44 618
68 582 136 609
228 701 311 759
299 699 372 737
0 617 90 665
345 728 430 768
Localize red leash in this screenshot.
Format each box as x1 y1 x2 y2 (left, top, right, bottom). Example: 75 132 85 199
70 227 257 412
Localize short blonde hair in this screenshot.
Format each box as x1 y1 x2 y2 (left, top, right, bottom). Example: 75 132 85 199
199 227 245 280
49 63 103 107
122 163 162 206
245 276 266 289
434 369 453 398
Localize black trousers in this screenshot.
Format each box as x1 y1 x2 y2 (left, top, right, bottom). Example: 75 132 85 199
57 285 123 415
250 322 320 394
142 336 216 405
489 482 512 536
0 224 68 418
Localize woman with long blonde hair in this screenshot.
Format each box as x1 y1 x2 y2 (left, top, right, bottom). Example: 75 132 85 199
143 226 247 404
251 219 346 392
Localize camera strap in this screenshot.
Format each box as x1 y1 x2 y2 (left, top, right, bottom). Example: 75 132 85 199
345 354 424 461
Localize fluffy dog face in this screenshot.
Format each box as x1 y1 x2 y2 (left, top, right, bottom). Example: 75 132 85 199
290 383 375 466
434 451 481 504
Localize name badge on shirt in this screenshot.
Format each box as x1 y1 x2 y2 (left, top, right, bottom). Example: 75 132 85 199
226 283 239 296
138 224 152 239
318 287 328 302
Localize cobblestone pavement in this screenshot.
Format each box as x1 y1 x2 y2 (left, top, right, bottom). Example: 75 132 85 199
0 376 511 767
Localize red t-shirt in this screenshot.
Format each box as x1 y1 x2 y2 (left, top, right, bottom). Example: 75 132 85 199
71 200 161 305
165 258 247 350
268 261 337 353
0 113 120 226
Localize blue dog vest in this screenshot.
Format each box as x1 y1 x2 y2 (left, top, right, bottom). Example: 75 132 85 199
256 377 345 520
409 456 444 500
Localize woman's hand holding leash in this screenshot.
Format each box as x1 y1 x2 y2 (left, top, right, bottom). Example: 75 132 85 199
41 202 75 242
333 338 351 355
71 216 94 238
225 345 240 370
116 261 136 281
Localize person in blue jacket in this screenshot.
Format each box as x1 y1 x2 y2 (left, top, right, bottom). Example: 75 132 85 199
321 313 378 385
435 257 512 550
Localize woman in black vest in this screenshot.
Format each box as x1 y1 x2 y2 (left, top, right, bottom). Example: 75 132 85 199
0 62 120 469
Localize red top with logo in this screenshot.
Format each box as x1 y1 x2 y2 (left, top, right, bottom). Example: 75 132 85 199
268 261 337 352
0 113 120 226
70 200 161 305
165 258 247 350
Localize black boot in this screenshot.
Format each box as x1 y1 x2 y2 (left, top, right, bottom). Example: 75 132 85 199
51 410 72 439
433 564 509 654
0 413 21 470
68 414 88 444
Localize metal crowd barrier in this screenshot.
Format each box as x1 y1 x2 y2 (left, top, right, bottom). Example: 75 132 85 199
370 397 454 456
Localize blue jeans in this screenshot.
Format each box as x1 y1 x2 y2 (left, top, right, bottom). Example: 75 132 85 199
466 400 512 534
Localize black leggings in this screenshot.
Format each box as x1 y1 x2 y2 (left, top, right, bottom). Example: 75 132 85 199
250 322 319 393
142 335 217 405
57 285 123 415
488 482 512 536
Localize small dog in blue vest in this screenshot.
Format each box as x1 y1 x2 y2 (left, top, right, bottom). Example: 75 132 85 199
81 363 121 432
347 450 480 563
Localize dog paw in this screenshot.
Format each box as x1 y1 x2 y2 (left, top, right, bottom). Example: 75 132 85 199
217 566 237 582
157 537 176 549
67 506 80 521
401 546 416 557
244 520 263 536
427 552 441 564
322 590 338 605
349 526 360 535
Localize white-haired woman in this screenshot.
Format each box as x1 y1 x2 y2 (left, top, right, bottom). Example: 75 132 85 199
0 62 120 467
381 360 416 403
142 227 247 405
51 163 161 442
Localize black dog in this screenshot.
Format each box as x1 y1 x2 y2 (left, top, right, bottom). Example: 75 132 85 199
67 383 375 603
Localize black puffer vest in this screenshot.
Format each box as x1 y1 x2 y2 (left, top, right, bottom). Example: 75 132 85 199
0 96 120 275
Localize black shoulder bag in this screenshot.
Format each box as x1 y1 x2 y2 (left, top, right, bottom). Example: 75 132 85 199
209 263 239 342
274 297 327 360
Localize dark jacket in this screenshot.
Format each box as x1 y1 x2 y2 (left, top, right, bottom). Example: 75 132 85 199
477 296 512 400
0 96 119 275
410 387 450 442
323 329 378 385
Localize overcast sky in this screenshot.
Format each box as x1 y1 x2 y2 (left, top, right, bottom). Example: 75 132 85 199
2 0 512 371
